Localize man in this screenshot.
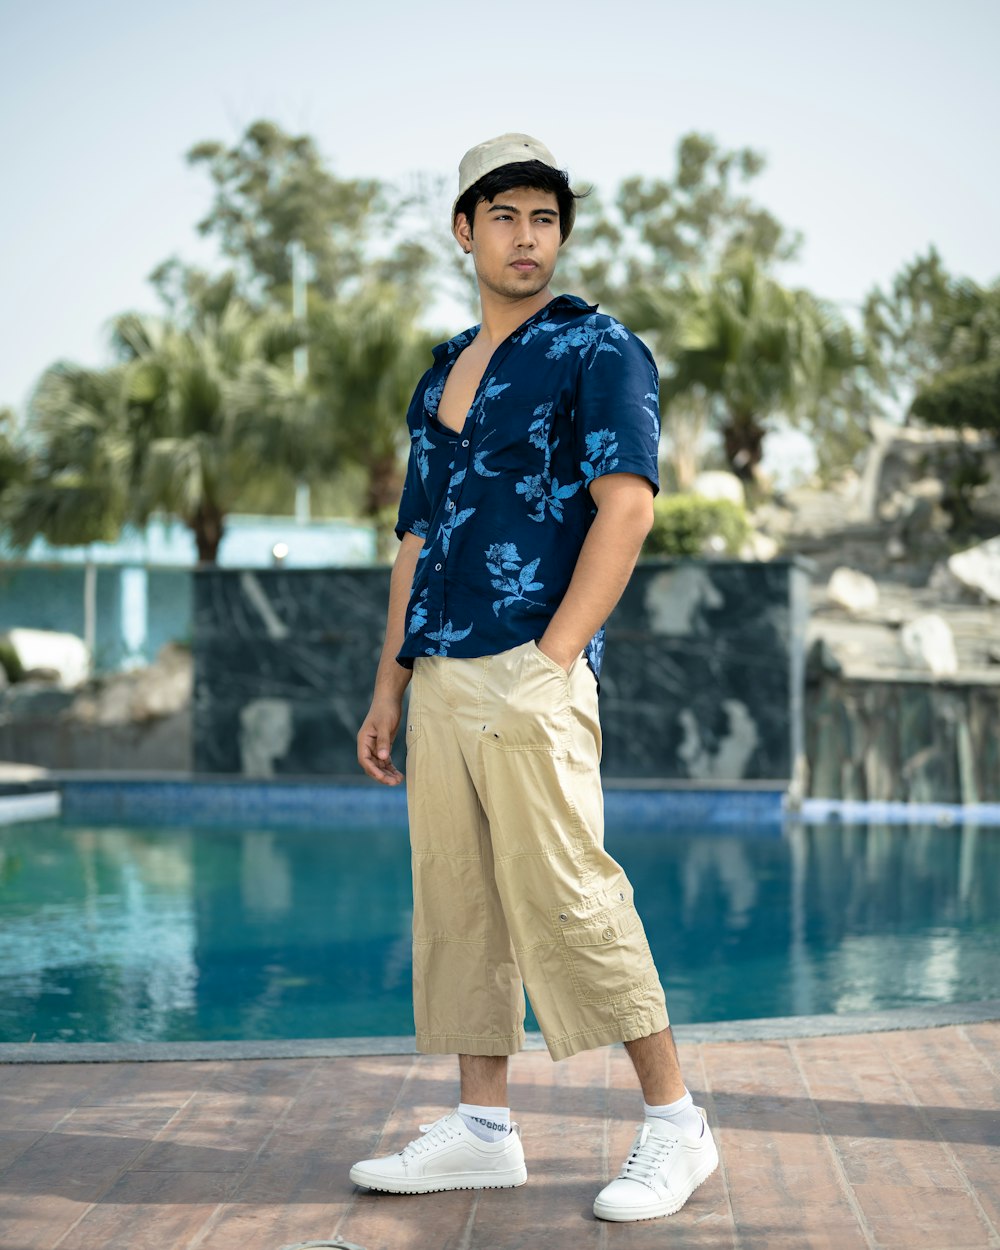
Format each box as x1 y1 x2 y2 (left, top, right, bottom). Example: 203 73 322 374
353 133 718 1223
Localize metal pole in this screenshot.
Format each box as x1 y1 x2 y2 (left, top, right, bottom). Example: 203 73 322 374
83 558 97 671
290 240 311 525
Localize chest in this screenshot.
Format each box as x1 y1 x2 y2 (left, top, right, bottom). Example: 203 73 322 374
437 344 494 433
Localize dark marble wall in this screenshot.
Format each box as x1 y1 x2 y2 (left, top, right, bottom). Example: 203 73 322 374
806 673 1000 803
192 560 811 784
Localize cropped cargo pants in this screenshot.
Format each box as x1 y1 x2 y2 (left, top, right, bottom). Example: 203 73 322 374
404 638 669 1062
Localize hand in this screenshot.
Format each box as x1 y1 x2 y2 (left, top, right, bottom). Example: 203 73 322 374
357 694 404 786
535 637 578 672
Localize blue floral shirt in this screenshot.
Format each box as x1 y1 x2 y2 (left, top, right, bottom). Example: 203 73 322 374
394 293 660 681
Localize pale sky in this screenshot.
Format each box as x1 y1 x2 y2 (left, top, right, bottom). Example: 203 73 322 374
1 0 997 433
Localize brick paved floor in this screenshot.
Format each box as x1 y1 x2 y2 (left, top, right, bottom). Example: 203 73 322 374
0 1023 998 1250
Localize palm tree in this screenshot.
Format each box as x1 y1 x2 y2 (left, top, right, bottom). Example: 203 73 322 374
661 251 861 487
306 283 439 557
112 296 308 562
2 366 133 549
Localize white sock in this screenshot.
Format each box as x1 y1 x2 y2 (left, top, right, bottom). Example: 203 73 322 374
643 1090 704 1139
457 1102 511 1142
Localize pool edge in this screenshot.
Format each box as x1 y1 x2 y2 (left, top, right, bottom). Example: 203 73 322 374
3 999 998 1064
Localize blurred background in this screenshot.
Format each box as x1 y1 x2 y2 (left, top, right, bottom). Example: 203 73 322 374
1 0 998 799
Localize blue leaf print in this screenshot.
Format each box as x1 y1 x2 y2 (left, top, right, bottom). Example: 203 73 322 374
408 588 428 634
545 315 629 369
516 474 546 504
443 327 478 357
643 390 660 442
528 403 554 450
472 431 499 477
485 541 520 578
425 618 474 655
440 505 476 556
516 318 561 348
523 475 583 524
448 467 467 491
414 427 434 481
468 377 511 426
485 543 546 616
410 518 429 539
581 427 620 481
424 377 445 418
519 557 543 591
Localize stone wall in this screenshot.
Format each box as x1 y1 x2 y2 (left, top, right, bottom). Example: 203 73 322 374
192 561 811 785
806 672 1000 803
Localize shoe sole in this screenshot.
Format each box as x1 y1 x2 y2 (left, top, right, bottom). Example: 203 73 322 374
349 1165 528 1194
592 1149 719 1222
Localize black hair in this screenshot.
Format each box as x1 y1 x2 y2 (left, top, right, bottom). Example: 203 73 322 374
454 160 586 244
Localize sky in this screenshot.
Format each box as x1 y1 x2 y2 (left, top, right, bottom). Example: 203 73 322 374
1 0 998 452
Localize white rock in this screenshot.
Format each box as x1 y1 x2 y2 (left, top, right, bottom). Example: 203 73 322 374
740 532 779 561
69 643 192 726
1 629 89 689
827 567 879 614
948 536 1000 603
692 471 745 507
900 614 958 675
886 536 907 561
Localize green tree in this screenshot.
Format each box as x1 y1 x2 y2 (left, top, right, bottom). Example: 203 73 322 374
2 365 133 549
906 276 1000 528
661 250 864 488
910 357 1000 431
0 408 27 515
560 132 803 314
111 293 308 562
184 118 433 306
306 282 439 557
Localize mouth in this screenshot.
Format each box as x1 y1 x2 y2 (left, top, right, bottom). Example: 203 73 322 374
510 260 538 272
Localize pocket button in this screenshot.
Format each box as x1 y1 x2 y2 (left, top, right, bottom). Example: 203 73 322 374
602 927 616 942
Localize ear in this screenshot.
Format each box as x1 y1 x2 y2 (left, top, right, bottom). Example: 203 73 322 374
453 210 473 255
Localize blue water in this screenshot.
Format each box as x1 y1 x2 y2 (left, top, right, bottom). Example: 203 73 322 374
0 816 997 1044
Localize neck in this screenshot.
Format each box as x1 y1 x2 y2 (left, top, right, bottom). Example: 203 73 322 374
476 283 555 347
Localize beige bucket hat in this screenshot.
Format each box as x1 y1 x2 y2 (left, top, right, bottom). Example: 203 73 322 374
452 132 574 239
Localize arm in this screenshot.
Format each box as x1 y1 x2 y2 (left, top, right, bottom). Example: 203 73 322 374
537 473 653 669
356 530 424 784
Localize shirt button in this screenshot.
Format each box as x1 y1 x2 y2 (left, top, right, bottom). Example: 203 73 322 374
461 439 470 447
434 563 442 571
446 500 455 510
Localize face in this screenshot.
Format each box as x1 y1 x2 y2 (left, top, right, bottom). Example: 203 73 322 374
454 185 561 302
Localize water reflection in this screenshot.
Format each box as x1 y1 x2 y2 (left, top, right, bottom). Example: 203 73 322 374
0 817 996 1043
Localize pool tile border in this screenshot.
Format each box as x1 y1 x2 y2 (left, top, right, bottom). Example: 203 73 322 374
2 999 997 1064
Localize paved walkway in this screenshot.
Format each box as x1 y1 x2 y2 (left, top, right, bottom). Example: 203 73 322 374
1 1022 998 1250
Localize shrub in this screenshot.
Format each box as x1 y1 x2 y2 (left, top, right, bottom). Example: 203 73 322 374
0 639 24 683
642 494 750 559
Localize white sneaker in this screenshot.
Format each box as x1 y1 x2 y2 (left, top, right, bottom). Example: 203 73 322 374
593 1109 719 1221
350 1111 528 1195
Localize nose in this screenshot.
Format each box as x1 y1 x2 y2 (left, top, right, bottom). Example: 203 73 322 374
514 217 537 249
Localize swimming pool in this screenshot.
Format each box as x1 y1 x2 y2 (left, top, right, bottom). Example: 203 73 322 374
2 806 997 1045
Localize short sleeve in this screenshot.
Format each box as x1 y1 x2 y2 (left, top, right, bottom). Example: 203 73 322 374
394 369 434 542
572 320 660 497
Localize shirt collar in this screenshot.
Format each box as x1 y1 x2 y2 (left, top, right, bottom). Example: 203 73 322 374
430 293 598 362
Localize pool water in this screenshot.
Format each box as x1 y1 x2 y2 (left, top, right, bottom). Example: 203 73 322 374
1 817 998 1044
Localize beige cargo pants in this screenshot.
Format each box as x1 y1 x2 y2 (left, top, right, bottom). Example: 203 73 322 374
405 638 669 1062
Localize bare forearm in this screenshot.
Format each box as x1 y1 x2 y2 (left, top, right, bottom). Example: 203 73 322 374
539 480 652 667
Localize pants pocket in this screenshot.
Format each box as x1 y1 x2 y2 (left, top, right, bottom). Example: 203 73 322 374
483 641 572 752
553 878 657 1003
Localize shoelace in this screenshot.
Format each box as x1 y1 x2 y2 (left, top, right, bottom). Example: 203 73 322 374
618 1123 678 1182
399 1115 460 1160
